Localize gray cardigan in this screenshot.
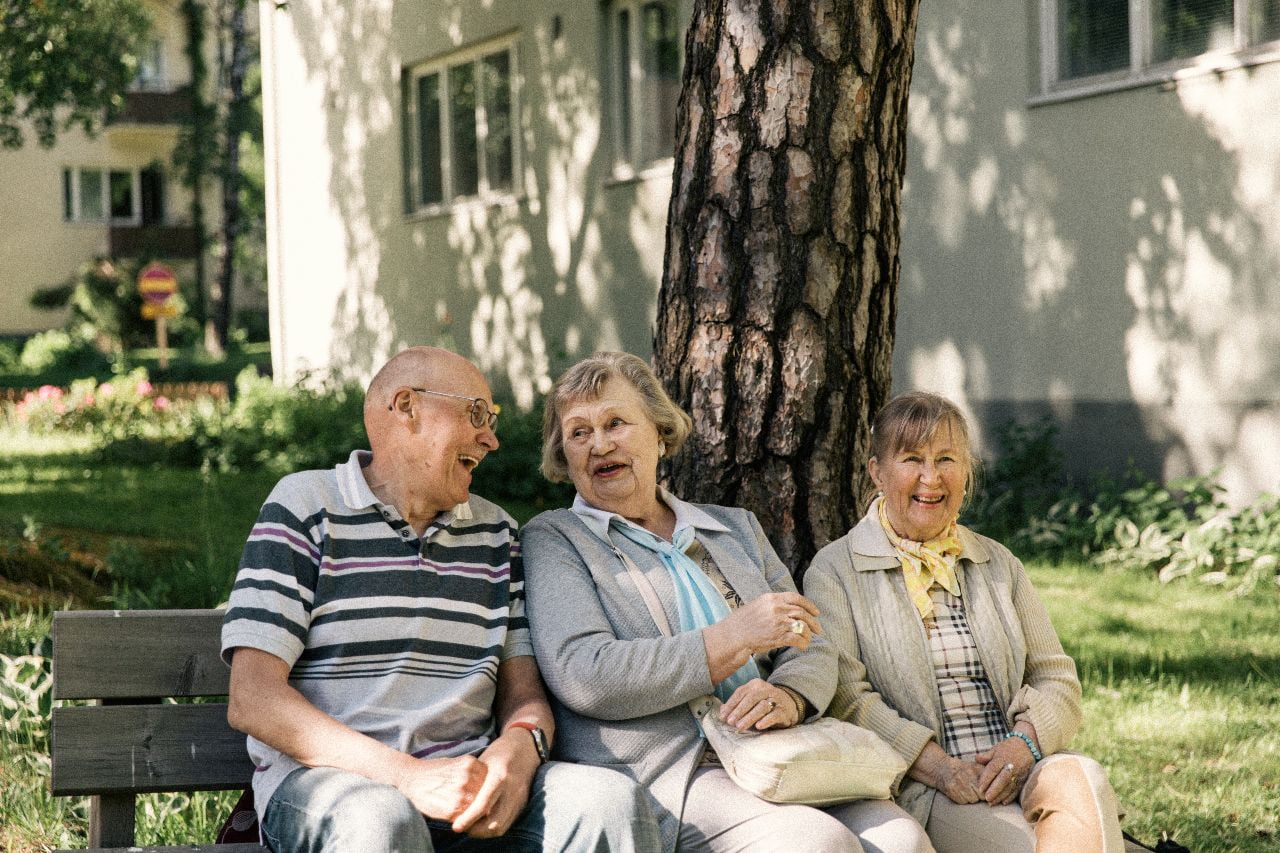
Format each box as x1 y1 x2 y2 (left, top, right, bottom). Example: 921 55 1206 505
803 506 1083 825
522 503 837 852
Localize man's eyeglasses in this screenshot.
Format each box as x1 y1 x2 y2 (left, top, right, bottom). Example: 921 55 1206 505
393 388 500 430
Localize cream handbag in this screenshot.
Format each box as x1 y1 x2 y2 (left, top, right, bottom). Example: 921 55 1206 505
612 543 908 805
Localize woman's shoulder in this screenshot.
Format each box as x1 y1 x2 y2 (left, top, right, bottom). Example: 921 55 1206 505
956 523 1024 573
522 507 582 538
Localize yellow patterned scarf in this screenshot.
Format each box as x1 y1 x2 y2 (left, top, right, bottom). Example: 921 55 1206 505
876 496 963 620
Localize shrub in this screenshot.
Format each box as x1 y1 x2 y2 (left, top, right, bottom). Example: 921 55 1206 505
17 329 112 376
967 417 1279 593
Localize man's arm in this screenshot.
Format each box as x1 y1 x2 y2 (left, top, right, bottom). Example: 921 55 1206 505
449 655 552 838
227 646 487 822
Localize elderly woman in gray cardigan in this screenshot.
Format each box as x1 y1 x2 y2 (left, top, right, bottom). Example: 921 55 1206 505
522 352 932 853
804 391 1124 853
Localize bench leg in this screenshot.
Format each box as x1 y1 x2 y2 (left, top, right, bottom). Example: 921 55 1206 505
89 793 135 848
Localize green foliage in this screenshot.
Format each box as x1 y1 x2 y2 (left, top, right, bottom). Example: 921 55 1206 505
967 418 1280 594
471 399 574 511
30 257 200 356
196 367 367 474
16 328 111 376
0 0 152 148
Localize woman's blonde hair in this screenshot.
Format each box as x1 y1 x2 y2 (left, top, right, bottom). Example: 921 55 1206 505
540 352 693 483
867 391 979 507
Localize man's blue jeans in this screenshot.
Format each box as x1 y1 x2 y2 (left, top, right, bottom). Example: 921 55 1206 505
260 762 662 853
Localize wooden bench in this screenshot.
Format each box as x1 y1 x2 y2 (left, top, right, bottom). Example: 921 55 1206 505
51 609 261 852
50 609 1154 853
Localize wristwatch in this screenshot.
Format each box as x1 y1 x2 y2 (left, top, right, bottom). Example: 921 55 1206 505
505 721 550 764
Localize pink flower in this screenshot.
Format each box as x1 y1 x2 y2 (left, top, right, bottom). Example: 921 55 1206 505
22 391 36 405
135 380 153 396
153 395 171 412
99 382 115 397
53 403 66 414
38 385 63 399
80 393 95 407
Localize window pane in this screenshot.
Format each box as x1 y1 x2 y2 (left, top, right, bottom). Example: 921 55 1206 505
1058 0 1130 79
1251 0 1280 42
638 1 680 163
481 51 513 193
450 62 479 198
1152 0 1235 61
616 8 632 161
109 170 134 220
140 166 165 225
63 169 73 220
79 169 105 221
417 72 443 206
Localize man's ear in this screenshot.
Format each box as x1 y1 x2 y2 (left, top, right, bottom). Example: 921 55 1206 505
388 387 414 417
867 456 880 491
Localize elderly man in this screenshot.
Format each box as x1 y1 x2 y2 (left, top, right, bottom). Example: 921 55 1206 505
222 346 659 853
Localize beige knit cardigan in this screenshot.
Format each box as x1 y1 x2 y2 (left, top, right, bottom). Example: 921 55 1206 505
803 507 1082 825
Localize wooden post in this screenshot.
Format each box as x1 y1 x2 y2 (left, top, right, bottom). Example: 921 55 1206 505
156 315 170 370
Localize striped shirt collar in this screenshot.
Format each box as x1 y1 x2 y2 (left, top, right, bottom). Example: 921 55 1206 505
571 486 730 544
334 449 474 522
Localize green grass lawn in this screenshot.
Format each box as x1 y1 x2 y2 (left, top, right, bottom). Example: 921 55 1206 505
1034 561 1280 851
0 435 1276 851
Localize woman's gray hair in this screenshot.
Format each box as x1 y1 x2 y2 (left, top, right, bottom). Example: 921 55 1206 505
540 352 693 483
867 391 980 507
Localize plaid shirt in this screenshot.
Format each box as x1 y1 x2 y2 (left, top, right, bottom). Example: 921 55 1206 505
926 586 1009 759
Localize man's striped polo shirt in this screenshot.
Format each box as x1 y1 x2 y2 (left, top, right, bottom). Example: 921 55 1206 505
221 449 529 818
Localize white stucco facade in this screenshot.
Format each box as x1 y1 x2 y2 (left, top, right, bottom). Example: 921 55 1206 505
261 0 1280 501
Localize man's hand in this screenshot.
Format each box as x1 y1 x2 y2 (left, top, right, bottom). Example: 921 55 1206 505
393 755 489 822
449 728 542 837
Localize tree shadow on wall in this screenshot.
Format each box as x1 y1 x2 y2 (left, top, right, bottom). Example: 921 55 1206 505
278 0 657 403
897 2 1280 493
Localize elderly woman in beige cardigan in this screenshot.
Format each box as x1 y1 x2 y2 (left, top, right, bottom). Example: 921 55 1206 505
804 392 1123 853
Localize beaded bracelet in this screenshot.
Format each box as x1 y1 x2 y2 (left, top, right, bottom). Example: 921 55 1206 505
1007 730 1043 762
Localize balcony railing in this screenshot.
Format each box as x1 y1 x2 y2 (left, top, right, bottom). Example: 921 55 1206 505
108 89 195 126
109 225 201 259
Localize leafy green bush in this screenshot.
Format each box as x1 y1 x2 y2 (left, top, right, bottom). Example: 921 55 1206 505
967 418 1279 594
471 400 573 511
17 329 112 376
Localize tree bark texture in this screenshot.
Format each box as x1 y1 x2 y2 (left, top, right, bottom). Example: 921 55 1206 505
653 0 920 575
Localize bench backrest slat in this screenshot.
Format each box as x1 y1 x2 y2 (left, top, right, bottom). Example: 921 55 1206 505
51 703 253 796
52 609 230 700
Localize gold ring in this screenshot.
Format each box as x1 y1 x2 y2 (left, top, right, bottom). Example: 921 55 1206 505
766 698 777 709
790 619 806 635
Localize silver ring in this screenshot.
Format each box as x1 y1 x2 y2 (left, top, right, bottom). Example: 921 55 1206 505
789 619 806 635
1004 762 1015 773
767 698 777 709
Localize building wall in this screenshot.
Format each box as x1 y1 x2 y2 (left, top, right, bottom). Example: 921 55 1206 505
0 0 202 338
262 0 1280 501
896 2 1280 501
262 0 682 408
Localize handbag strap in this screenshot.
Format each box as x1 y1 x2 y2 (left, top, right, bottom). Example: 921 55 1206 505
609 544 674 637
609 541 719 723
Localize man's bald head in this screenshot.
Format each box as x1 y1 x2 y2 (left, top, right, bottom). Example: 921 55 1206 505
363 347 489 444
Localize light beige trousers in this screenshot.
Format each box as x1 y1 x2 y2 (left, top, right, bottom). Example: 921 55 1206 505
924 753 1124 853
678 766 936 853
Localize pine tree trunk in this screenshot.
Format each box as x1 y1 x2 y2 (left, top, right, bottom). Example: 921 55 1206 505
654 0 920 575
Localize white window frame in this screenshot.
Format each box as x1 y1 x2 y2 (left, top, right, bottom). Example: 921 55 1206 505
606 0 684 180
1035 0 1280 105
63 167 142 225
404 35 521 216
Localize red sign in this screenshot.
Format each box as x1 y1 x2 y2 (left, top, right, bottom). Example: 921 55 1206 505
138 262 178 306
